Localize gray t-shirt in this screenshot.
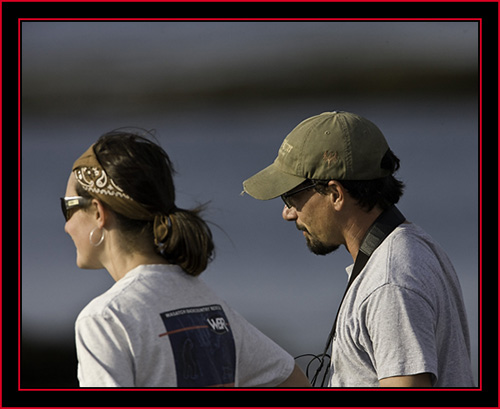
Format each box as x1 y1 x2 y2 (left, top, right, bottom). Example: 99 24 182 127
329 223 474 387
76 264 294 387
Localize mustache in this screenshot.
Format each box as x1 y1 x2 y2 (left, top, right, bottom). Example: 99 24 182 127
295 223 308 233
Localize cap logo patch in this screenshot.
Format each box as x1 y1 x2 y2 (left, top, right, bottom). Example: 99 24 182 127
323 150 338 166
280 141 294 156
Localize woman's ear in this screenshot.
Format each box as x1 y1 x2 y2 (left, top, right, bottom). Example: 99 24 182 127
92 199 109 229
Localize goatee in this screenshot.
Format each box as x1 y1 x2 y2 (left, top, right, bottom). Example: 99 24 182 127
306 235 340 256
297 223 339 256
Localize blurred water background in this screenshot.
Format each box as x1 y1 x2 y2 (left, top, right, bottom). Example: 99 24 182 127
21 21 479 387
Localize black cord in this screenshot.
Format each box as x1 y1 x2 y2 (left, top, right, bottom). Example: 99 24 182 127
295 353 331 387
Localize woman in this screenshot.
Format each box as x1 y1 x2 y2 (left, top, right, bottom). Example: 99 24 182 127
62 129 309 388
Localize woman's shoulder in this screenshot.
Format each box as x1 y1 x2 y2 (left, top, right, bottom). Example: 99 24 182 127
76 264 211 321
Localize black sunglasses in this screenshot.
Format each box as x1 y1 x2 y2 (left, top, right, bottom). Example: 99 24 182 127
281 181 321 209
60 196 91 221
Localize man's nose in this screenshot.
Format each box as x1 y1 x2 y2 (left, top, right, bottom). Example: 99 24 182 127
282 205 297 221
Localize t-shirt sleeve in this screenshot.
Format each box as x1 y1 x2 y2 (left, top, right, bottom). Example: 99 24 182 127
75 314 134 387
359 284 439 384
228 310 295 387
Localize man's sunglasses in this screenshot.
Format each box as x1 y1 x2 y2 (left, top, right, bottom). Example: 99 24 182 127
281 181 324 209
60 196 91 221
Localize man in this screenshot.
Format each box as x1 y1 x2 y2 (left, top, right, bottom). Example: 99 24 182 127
242 111 474 388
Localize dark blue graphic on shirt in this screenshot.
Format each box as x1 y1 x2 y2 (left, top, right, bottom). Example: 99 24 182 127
159 304 236 387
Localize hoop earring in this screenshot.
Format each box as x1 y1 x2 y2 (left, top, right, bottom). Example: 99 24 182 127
89 227 105 247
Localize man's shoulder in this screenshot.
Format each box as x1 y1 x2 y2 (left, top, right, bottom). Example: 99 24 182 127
382 223 442 263
362 222 452 295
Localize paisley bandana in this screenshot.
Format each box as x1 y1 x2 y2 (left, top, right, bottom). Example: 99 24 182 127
72 144 173 245
74 166 131 200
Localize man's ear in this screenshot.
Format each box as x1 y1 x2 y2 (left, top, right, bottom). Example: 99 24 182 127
327 180 345 209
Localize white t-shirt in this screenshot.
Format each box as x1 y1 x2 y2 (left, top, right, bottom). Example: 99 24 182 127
75 264 294 387
329 223 474 387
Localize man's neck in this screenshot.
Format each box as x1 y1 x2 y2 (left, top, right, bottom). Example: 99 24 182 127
344 206 384 262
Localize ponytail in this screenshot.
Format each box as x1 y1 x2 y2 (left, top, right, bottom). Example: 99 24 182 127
156 206 215 277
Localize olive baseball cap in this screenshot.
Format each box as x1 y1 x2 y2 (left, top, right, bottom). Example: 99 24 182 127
242 111 391 200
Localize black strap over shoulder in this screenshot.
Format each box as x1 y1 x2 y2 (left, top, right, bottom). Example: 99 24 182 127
312 205 406 386
352 205 406 283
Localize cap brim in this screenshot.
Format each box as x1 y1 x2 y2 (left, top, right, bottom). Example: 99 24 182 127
242 162 306 200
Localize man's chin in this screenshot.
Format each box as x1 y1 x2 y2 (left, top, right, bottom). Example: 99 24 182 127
306 237 340 256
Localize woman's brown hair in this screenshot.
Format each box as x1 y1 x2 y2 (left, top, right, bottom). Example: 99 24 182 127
76 129 214 276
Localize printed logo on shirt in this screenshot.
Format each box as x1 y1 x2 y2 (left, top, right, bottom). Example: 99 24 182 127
159 304 236 387
206 315 229 334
